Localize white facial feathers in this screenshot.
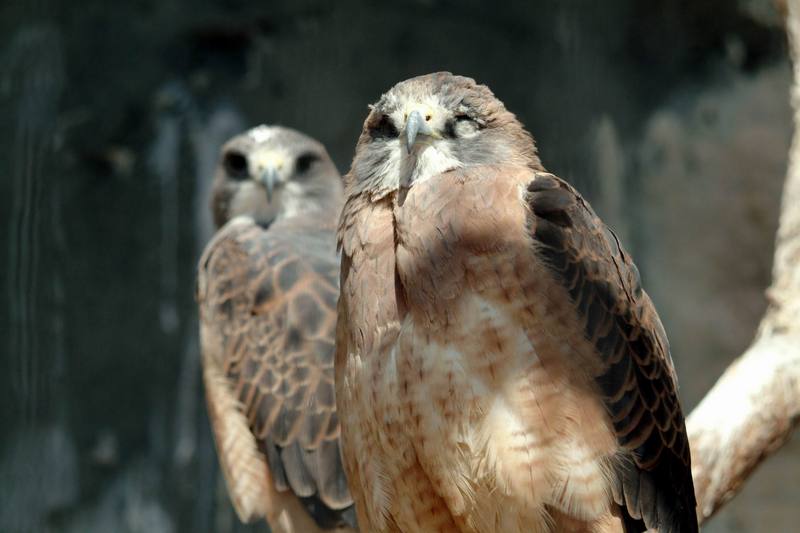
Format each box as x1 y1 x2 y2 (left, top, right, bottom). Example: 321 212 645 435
400 143 462 188
376 95 464 188
229 181 282 225
213 124 342 228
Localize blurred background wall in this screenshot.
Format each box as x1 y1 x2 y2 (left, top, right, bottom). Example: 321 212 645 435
0 0 796 531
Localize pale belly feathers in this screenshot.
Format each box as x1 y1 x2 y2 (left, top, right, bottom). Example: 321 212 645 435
358 293 618 533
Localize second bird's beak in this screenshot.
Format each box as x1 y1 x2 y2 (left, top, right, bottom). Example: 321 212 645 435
405 109 435 154
258 166 280 203
252 151 286 203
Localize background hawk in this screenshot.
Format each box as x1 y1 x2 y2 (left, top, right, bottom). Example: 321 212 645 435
336 73 698 532
197 125 355 532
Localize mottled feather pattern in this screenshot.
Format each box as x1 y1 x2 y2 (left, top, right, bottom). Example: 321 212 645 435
526 172 697 533
338 166 697 532
394 168 624 532
202 352 271 522
198 216 354 529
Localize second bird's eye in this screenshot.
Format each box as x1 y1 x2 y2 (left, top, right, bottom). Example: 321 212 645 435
223 151 249 180
370 114 399 139
295 152 319 175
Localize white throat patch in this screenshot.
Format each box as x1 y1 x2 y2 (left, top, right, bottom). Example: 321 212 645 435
400 142 462 188
230 181 280 225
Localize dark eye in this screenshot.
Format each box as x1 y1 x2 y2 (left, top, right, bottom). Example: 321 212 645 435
295 152 319 175
223 151 249 180
370 114 398 140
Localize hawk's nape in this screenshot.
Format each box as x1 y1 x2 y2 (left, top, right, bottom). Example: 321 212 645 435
197 125 355 533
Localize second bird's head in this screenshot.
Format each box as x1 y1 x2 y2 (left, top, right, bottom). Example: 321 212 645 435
211 125 342 229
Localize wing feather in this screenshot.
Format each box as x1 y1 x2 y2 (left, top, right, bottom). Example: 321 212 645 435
202 351 271 522
198 216 354 529
525 172 698 533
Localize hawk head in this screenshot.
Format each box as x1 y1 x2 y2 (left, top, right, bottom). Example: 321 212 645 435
211 125 342 228
347 72 542 198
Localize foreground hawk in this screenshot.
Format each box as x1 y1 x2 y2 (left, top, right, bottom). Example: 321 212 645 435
197 125 355 532
335 73 698 533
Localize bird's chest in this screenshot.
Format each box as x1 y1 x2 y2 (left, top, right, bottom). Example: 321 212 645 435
385 292 617 532
344 178 618 531
380 188 617 530
392 294 549 525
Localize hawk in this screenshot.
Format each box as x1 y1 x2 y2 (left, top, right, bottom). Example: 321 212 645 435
197 125 356 532
335 73 698 533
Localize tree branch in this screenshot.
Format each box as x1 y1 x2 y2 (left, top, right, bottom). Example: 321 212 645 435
687 1 800 523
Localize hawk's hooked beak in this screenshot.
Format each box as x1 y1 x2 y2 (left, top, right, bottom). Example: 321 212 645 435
405 109 435 154
252 152 286 203
258 167 280 203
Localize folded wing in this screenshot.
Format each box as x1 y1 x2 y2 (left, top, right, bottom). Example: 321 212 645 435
526 172 698 533
198 217 354 531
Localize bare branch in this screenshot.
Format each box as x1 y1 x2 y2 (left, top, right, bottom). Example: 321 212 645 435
687 1 800 523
